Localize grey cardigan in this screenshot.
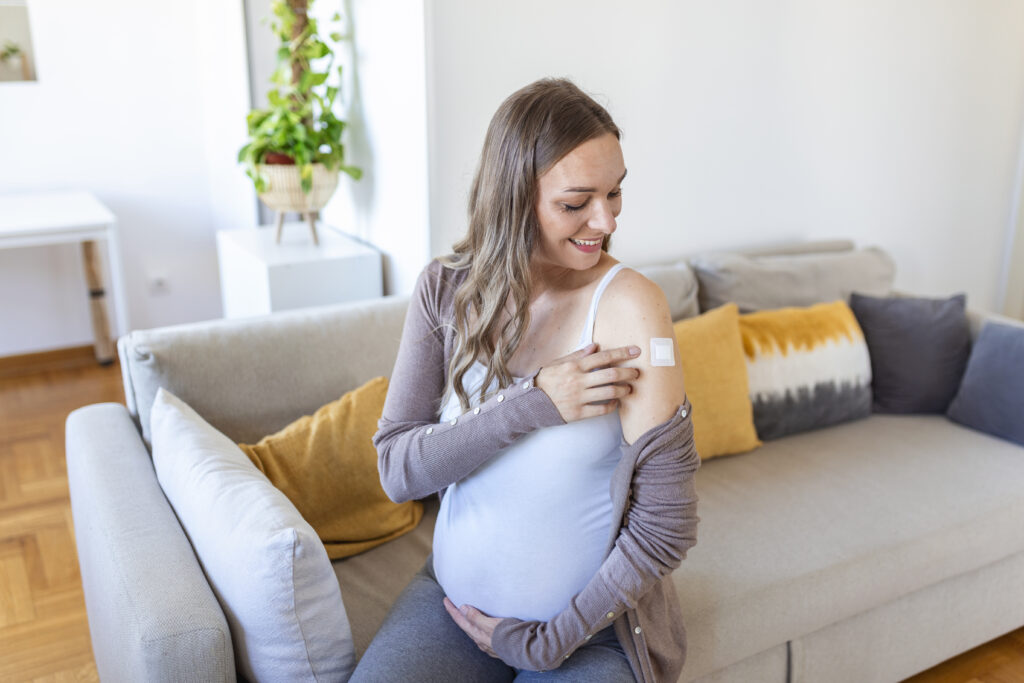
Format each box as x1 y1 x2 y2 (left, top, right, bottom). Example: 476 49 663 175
372 258 701 682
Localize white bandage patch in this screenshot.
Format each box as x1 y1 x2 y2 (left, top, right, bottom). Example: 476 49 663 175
650 338 676 366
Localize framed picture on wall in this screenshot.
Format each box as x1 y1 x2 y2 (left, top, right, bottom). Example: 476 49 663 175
0 1 37 82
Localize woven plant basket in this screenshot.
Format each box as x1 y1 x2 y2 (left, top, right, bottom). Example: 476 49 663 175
256 163 340 212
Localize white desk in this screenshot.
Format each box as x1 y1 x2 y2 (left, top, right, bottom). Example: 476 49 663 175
0 190 127 364
216 222 383 319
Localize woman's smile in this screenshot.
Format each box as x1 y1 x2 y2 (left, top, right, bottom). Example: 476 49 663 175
568 237 602 252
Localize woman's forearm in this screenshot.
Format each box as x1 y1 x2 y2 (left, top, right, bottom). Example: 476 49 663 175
374 367 564 502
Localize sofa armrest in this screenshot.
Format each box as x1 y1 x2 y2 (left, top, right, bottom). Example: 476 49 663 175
964 306 1024 343
66 403 236 683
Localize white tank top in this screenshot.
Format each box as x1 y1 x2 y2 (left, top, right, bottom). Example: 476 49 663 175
432 263 629 621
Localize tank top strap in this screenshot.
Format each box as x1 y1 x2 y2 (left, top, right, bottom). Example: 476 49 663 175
577 262 629 349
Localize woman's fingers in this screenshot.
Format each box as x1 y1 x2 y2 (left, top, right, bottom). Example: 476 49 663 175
535 344 641 423
585 382 632 403
581 366 640 389
579 344 641 372
443 597 499 658
550 342 596 365
579 399 620 419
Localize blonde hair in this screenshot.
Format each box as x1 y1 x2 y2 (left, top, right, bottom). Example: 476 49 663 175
437 78 621 413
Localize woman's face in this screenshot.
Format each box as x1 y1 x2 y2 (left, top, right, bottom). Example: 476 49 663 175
532 132 626 272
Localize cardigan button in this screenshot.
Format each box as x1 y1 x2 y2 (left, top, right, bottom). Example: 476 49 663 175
606 611 615 619
450 417 457 426
634 626 642 635
584 634 592 641
425 427 434 435
497 394 505 403
473 407 481 415
680 407 688 418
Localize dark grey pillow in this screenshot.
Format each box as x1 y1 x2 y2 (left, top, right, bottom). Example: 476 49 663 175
848 292 971 414
946 321 1024 446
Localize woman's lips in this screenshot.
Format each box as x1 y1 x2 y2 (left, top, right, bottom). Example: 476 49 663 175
569 237 601 253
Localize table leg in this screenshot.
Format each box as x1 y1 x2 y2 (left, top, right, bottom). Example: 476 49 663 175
81 240 115 365
306 211 320 246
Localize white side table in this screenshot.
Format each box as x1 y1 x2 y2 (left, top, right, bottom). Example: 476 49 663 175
0 190 127 364
216 222 383 319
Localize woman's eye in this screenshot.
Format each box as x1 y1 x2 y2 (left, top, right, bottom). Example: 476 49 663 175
561 202 586 213
609 189 622 198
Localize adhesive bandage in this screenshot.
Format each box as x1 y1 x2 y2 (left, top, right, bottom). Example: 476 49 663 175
650 338 676 366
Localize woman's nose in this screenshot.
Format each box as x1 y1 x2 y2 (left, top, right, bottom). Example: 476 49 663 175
588 201 617 233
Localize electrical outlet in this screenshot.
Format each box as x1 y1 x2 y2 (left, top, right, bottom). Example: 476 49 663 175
148 273 170 296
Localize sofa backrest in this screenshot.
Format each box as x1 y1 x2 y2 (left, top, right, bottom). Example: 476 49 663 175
119 295 411 449
118 238 952 449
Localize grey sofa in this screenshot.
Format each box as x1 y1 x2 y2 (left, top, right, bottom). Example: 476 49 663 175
66 239 1024 682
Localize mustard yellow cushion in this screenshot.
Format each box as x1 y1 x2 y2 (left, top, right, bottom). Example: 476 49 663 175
673 303 762 460
238 376 423 560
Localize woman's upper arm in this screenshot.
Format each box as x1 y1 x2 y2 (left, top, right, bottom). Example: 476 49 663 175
597 271 687 446
380 262 447 423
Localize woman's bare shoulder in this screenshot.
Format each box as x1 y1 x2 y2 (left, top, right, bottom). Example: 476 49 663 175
602 267 670 319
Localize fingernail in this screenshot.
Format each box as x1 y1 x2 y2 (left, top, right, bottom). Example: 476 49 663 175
629 346 640 356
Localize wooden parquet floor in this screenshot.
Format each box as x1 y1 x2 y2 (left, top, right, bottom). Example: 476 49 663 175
0 349 1022 682
0 351 122 683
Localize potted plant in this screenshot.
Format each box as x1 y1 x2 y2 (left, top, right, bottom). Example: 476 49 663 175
0 41 28 81
238 0 362 245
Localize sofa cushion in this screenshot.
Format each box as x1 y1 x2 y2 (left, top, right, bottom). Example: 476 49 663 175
672 303 762 459
690 246 895 313
849 292 971 414
238 375 424 560
946 321 1024 446
333 496 439 660
738 300 872 439
150 387 356 682
672 413 1024 680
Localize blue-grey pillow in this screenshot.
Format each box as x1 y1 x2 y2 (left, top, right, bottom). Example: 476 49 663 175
946 321 1024 446
848 292 971 414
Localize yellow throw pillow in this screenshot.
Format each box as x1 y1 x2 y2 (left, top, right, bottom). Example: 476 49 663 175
673 303 762 460
238 376 422 560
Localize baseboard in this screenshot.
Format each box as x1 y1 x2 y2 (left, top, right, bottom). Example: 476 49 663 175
0 344 120 380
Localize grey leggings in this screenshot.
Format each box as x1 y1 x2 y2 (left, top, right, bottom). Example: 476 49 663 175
349 554 636 682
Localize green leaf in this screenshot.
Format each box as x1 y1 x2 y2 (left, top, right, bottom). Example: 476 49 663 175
329 32 342 42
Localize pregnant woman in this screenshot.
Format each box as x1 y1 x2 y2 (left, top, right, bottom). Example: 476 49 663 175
353 78 701 682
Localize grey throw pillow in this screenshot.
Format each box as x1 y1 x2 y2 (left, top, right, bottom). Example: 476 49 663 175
848 292 971 414
946 321 1024 446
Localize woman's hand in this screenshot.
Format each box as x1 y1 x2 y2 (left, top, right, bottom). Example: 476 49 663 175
443 596 501 658
535 343 641 422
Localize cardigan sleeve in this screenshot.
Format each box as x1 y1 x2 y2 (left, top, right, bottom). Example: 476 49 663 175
373 260 566 503
489 397 701 671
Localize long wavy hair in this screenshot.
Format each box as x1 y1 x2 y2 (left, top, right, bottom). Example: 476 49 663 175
437 78 621 413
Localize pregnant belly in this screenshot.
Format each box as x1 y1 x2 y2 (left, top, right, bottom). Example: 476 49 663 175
431 422 620 621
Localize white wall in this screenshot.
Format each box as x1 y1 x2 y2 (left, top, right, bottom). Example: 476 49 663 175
3 1 1022 358
0 0 254 356
426 0 1024 311
318 0 431 296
